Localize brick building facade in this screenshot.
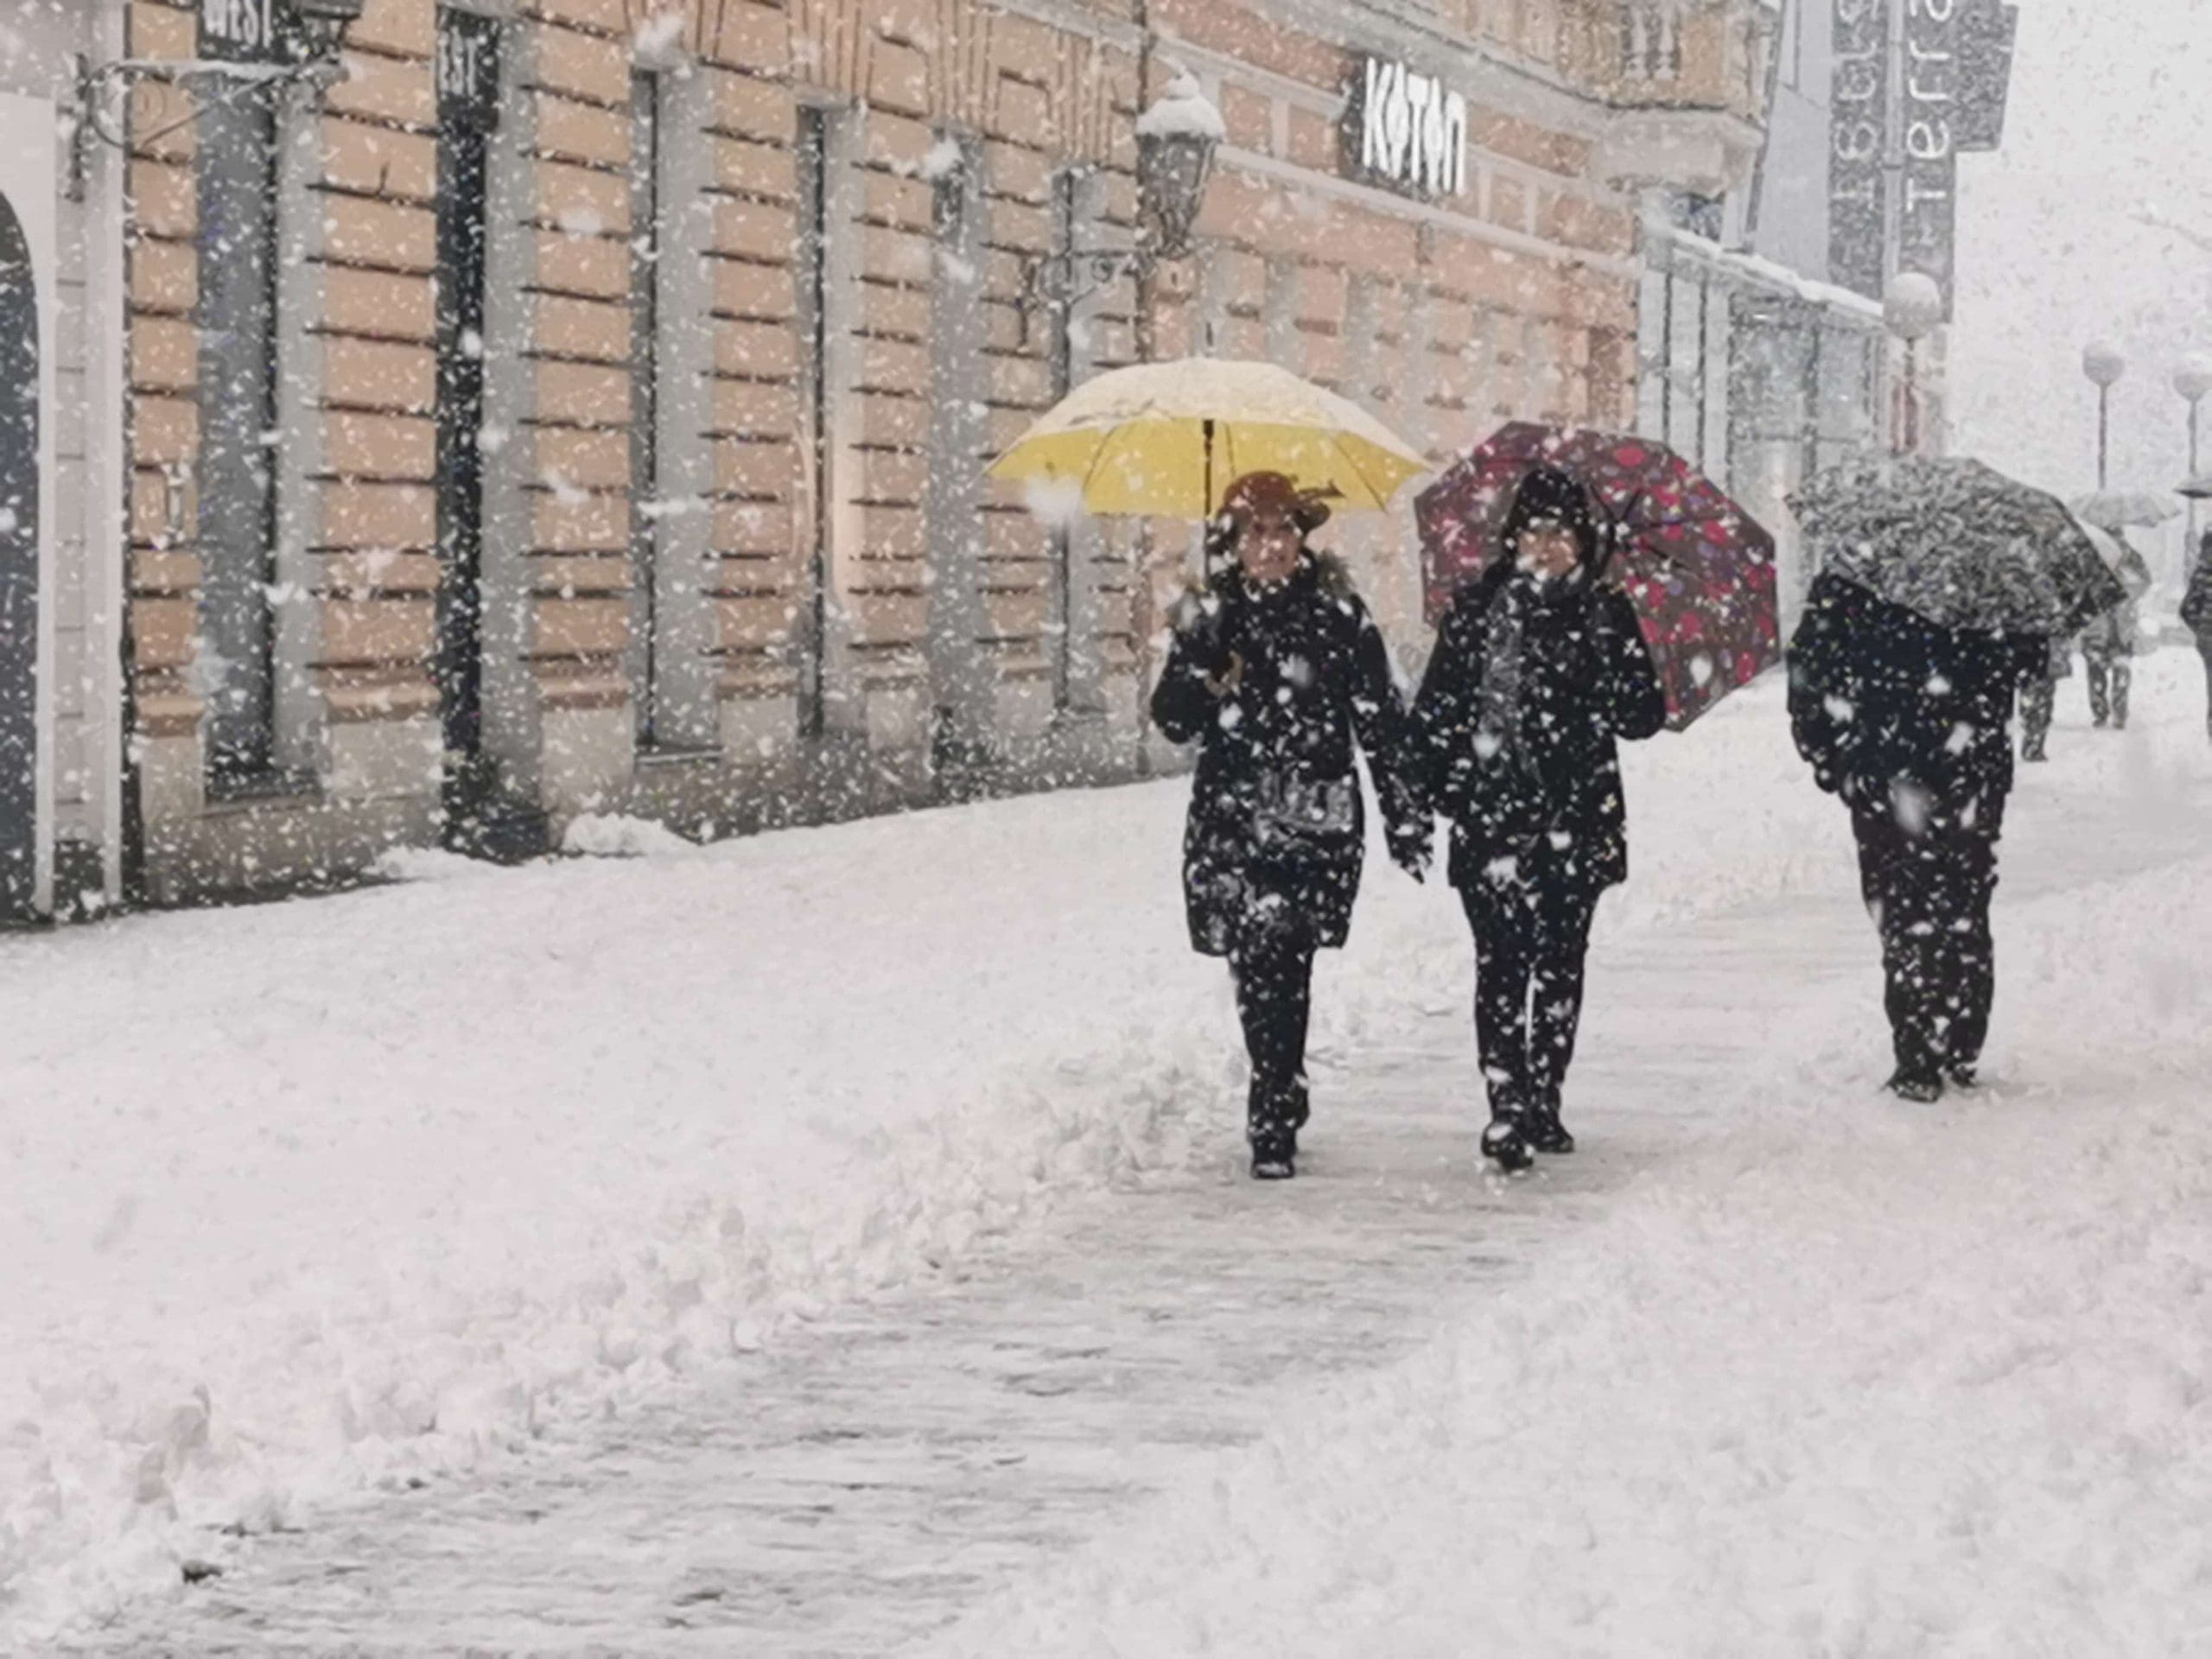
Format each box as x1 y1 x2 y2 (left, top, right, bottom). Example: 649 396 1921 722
3 0 1780 914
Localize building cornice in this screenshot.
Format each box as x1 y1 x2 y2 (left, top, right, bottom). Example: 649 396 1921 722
1215 143 1642 283
977 0 1146 55
1250 0 1617 139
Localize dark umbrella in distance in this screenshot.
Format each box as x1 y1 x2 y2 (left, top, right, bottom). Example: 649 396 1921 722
1416 423 1781 731
2073 490 2179 532
1789 454 2126 639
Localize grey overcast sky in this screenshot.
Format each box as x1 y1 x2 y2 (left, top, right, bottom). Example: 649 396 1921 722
1950 0 2212 577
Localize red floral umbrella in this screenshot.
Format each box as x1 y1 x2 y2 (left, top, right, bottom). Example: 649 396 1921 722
1416 423 1781 731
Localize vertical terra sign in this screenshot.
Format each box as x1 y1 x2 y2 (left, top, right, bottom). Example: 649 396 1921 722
1899 0 1961 315
1828 0 1889 301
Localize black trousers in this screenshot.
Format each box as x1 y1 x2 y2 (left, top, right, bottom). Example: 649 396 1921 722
1851 797 1999 1079
2019 674 2056 756
1461 877 1598 1115
2085 655 2130 727
1229 931 1314 1137
2199 639 2212 734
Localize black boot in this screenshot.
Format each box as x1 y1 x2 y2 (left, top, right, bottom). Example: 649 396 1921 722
1525 1088 1576 1154
1480 1094 1534 1172
1249 1128 1296 1180
1249 1079 1300 1179
1885 1068 1943 1103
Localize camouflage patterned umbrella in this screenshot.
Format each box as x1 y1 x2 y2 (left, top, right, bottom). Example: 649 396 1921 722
1789 455 2125 639
1416 423 1781 731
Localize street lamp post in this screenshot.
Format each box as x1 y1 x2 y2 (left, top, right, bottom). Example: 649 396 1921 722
1884 274 1943 455
2174 354 2212 568
2083 343 2128 490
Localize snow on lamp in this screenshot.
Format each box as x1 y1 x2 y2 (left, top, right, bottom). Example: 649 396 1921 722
2083 343 2128 390
1882 273 1943 343
2083 343 2127 489
1019 69 1221 341
1135 72 1224 262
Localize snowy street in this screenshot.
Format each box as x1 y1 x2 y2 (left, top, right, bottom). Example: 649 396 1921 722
10 653 2212 1651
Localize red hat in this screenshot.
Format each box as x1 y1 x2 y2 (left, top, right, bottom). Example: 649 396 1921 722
1222 471 1332 532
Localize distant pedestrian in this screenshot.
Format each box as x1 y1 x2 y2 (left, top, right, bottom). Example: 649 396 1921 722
2185 530 2212 740
1412 468 1667 1172
2079 594 2137 730
1789 571 2047 1101
2018 637 2069 761
1151 471 1430 1181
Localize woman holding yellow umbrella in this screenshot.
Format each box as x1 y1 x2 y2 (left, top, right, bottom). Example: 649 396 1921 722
992 361 1432 1180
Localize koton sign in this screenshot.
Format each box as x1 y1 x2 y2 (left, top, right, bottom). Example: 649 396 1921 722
1345 56 1469 200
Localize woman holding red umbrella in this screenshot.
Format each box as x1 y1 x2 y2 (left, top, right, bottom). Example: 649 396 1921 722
1412 468 1667 1172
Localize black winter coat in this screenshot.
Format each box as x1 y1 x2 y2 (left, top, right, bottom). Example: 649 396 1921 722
2183 543 2212 638
1411 563 1667 896
1788 571 2046 840
1151 556 1420 958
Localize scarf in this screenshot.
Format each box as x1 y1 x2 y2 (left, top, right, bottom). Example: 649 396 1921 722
1478 575 1542 784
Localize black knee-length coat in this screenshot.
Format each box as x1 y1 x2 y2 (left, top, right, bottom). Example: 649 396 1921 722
1150 555 1421 958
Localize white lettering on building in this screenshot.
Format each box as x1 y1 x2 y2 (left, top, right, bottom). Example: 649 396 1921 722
204 0 278 53
1357 58 1468 198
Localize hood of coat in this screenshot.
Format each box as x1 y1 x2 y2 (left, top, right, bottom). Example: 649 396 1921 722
1502 466 1604 575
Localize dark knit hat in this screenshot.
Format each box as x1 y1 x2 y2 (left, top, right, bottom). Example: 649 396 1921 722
1502 466 1601 571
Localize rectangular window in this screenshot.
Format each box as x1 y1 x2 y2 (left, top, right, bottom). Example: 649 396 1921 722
924 132 988 766
435 7 500 809
628 67 666 747
1623 3 1684 80
1046 168 1078 714
794 106 833 741
196 86 283 785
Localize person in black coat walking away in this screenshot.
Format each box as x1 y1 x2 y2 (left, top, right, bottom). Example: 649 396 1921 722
1412 468 1667 1173
2184 529 2212 740
2017 637 2069 761
1789 571 2048 1101
2079 594 2137 730
1151 471 1430 1180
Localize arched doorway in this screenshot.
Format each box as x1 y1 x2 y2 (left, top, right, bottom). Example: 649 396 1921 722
0 191 38 921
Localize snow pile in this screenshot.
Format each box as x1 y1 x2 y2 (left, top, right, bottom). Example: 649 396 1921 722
0 789 1231 1637
559 812 696 859
370 845 487 885
1135 72 1228 143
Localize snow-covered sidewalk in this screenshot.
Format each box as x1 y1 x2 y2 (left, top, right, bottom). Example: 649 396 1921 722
10 653 2212 1648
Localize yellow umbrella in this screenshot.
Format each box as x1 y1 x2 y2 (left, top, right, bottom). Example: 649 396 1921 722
987 358 1427 519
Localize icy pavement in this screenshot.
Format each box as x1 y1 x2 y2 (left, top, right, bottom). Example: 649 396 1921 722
14 654 2212 1650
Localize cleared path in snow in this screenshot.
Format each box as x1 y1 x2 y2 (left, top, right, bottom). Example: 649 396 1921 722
56 663 2212 1656
43 893 1945 1651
